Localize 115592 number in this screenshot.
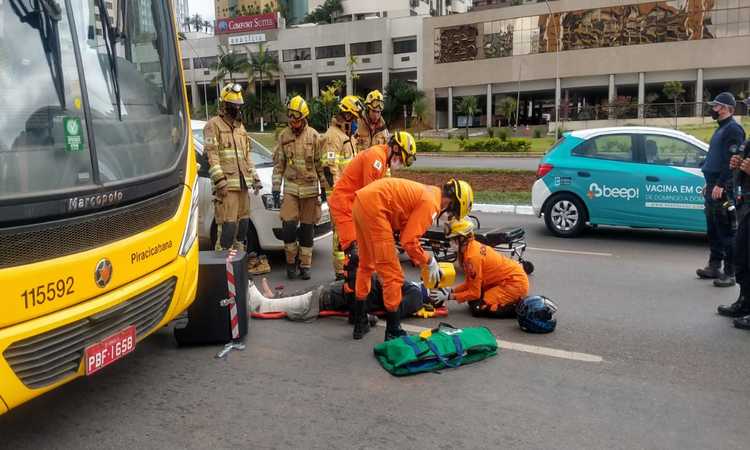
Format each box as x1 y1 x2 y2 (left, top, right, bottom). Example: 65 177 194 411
21 277 75 309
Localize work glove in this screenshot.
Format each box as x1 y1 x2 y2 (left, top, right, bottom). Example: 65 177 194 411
426 287 451 308
272 190 281 209
320 189 327 203
425 256 441 287
414 305 436 319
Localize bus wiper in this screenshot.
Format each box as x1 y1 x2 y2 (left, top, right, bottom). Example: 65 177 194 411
95 0 122 120
10 0 66 109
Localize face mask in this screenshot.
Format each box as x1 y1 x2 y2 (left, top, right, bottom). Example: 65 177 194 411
710 109 721 121
225 105 240 120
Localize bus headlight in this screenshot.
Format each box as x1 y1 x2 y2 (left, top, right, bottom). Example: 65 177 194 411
179 179 200 256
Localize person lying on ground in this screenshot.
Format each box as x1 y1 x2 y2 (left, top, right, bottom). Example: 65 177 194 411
248 275 440 322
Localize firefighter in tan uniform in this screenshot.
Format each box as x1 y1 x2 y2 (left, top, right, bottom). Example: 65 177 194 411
320 95 364 278
204 83 264 261
272 96 330 280
355 90 389 152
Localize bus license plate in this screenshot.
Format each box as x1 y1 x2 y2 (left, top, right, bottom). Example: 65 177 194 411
84 326 136 375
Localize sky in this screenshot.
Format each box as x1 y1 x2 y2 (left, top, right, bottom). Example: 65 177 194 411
189 0 215 21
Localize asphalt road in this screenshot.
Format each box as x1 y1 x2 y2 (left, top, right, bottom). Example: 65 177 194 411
415 155 540 171
3 214 750 449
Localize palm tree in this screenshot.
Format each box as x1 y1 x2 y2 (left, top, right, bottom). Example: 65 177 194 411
210 47 250 84
248 44 281 131
191 14 203 33
456 96 479 137
497 97 517 128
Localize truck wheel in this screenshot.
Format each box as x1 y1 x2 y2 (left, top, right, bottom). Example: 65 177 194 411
544 193 587 237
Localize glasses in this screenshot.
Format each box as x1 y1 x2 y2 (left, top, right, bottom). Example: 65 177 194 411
368 101 384 110
288 109 304 120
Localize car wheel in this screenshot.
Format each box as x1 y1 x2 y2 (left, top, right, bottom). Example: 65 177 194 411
544 193 587 237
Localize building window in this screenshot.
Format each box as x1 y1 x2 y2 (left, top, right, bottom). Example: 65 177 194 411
393 38 417 54
350 40 382 56
282 48 311 62
251 50 279 64
315 44 346 59
194 56 218 69
182 58 191 69
435 2 750 63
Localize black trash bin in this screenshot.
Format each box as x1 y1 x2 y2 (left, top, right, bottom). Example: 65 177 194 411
174 250 248 345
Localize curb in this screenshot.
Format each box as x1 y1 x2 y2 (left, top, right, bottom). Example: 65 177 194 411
474 203 535 216
421 152 544 158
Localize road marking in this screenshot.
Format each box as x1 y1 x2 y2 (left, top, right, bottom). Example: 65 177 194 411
527 247 613 257
376 322 604 363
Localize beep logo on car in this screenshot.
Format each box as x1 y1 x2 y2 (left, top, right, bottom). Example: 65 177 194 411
587 183 639 200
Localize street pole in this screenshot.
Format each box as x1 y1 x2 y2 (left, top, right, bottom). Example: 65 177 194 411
515 59 522 130
544 0 560 135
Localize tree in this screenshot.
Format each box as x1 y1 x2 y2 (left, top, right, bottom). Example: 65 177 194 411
263 2 274 13
347 56 360 95
496 97 517 128
455 96 479 137
191 14 204 32
663 80 685 127
210 47 249 84
412 97 428 139
183 17 191 32
308 80 344 131
383 79 424 127
203 20 213 34
303 0 343 24
248 44 281 131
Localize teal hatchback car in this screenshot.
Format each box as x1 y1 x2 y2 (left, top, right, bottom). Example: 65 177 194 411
532 127 709 237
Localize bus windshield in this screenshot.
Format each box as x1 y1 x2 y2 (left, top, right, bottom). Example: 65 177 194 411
0 0 185 200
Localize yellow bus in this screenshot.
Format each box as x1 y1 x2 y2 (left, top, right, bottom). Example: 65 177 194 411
0 0 199 413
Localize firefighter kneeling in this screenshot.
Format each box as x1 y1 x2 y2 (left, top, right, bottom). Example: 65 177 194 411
444 219 530 317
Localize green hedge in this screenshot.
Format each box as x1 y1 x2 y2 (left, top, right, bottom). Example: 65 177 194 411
416 140 443 152
459 137 532 153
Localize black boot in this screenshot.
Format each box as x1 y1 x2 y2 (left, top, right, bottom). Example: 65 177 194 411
734 314 750 329
384 311 407 341
352 300 370 340
697 264 722 279
717 295 750 317
713 274 736 287
298 266 311 280
286 263 297 280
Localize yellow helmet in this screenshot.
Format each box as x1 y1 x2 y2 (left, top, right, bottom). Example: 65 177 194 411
442 178 474 220
445 218 475 239
365 90 384 111
287 95 310 119
220 83 244 105
389 131 417 167
339 95 364 118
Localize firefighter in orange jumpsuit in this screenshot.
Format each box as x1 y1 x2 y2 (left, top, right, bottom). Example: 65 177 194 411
445 219 530 317
328 132 417 322
350 177 474 340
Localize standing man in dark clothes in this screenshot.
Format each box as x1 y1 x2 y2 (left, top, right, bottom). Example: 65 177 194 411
718 97 750 329
696 92 746 287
